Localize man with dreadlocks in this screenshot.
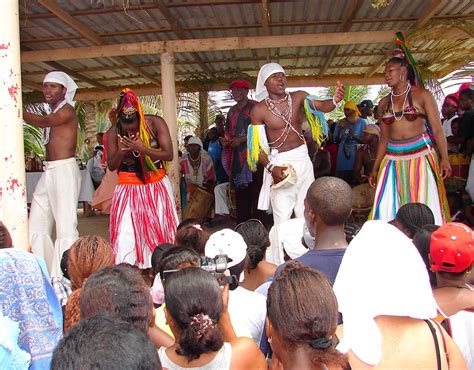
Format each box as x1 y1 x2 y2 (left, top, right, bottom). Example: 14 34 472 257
107 88 178 269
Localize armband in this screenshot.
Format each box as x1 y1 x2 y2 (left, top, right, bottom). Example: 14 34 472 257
247 124 269 172
304 95 330 146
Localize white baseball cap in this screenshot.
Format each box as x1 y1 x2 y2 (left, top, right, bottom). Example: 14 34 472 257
205 229 247 268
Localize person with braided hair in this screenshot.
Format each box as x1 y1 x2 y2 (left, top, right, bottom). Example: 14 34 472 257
107 88 179 269
266 261 348 369
63 235 114 331
159 267 266 369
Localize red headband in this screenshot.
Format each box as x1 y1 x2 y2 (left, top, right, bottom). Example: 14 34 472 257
229 79 251 90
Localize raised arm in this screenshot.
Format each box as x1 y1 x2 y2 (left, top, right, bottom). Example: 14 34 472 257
23 105 75 128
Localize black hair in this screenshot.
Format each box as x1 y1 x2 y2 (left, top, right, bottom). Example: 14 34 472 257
267 262 347 368
175 224 209 255
235 220 269 270
412 224 440 287
459 88 473 100
395 203 435 239
164 267 224 361
51 315 161 370
387 56 416 85
158 247 200 280
184 135 193 142
60 249 70 279
151 243 174 274
306 177 352 225
80 264 152 332
177 218 199 231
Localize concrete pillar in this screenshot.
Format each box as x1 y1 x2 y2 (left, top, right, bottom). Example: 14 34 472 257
161 51 181 215
0 1 28 249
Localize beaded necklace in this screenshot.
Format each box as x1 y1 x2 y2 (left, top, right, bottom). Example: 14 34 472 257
265 93 305 149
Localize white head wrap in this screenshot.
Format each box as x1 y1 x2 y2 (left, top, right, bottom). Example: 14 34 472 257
43 71 78 107
333 220 437 366
255 62 286 101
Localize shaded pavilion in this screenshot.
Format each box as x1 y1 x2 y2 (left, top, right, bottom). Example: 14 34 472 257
1 0 473 247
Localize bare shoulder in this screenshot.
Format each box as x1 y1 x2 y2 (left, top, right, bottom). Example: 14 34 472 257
291 90 309 104
230 337 266 369
59 103 78 121
250 101 266 122
378 94 390 110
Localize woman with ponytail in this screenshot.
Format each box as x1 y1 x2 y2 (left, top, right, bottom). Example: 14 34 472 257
160 267 266 369
369 33 451 225
266 262 348 369
107 88 179 268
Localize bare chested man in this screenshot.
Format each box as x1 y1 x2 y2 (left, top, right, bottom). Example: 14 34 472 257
248 63 344 225
23 71 80 277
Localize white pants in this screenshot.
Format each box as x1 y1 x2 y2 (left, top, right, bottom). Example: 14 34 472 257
29 158 81 277
214 182 230 215
263 145 315 225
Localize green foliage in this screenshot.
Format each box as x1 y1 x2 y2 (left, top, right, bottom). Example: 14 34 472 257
324 85 370 121
374 86 391 104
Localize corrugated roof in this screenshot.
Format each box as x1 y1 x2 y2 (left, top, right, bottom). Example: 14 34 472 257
18 0 474 99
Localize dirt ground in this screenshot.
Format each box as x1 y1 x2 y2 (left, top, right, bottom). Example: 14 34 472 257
76 210 235 241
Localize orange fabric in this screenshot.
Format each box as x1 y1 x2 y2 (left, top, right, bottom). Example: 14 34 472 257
118 170 166 185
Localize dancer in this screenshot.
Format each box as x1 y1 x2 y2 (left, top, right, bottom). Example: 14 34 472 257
23 71 80 277
369 33 451 224
107 88 178 269
248 63 344 225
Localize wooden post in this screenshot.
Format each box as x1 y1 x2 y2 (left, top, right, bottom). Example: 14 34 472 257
0 0 28 249
161 51 181 216
199 90 209 134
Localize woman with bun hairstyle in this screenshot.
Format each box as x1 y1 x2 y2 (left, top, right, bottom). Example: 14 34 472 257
266 262 348 370
159 267 266 369
235 219 276 291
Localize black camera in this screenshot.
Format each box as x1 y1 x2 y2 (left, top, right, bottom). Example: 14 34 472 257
199 254 238 290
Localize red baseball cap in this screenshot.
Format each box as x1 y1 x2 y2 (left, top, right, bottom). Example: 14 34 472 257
430 223 473 273
229 79 251 90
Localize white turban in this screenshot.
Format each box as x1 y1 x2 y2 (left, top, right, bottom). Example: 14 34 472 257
43 71 78 107
255 62 286 102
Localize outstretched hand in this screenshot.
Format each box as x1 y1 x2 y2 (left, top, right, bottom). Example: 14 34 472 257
334 81 345 105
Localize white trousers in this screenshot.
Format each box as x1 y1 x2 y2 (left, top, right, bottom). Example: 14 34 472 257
264 145 315 225
214 182 230 215
29 158 81 277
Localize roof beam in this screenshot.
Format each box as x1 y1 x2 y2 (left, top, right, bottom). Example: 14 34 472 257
318 0 362 77
37 0 161 86
22 74 388 102
154 0 215 78
20 14 472 45
366 0 448 77
44 61 108 88
22 30 396 63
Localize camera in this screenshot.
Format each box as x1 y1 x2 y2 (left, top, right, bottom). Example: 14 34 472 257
199 254 238 290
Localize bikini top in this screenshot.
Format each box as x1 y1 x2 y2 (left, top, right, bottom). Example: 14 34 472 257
381 90 427 125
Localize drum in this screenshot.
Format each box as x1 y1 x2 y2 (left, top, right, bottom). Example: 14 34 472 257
182 186 214 221
350 183 376 223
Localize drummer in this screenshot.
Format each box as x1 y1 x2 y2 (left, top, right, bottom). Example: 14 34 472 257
179 136 216 202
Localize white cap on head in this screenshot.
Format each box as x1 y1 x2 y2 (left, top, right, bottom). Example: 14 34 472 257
255 62 286 101
187 136 203 148
43 71 78 107
205 228 247 268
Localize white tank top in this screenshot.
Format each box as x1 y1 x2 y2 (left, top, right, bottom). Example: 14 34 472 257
158 342 232 370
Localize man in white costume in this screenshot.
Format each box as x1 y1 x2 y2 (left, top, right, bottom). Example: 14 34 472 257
247 63 344 225
23 71 81 277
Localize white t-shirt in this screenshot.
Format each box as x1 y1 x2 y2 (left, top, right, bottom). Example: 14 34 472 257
228 286 266 343
442 115 459 152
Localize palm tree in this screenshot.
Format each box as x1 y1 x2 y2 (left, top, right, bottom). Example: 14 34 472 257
324 85 370 121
